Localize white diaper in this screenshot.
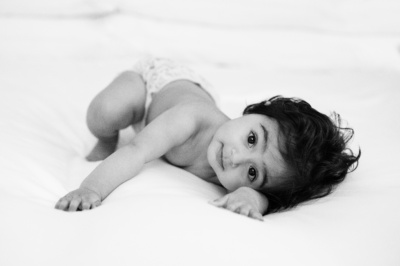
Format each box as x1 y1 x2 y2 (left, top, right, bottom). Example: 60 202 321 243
131 57 219 132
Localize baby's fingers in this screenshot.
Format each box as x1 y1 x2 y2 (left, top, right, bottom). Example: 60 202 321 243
249 209 264 221
81 201 91 211
55 198 70 211
81 200 101 211
209 196 228 208
237 206 264 221
68 196 82 212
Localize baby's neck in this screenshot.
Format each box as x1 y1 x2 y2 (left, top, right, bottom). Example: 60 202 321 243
185 115 227 184
163 105 228 185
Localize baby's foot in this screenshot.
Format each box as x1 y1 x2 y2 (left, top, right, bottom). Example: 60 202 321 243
86 137 118 161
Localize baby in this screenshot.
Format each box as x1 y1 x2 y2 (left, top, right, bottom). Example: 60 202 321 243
55 57 360 220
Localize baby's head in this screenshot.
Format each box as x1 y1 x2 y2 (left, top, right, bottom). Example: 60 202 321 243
243 96 361 213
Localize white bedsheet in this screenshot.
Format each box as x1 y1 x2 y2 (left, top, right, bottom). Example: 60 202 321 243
1 1 399 266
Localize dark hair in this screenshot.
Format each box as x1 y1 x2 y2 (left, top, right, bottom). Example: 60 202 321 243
243 96 361 213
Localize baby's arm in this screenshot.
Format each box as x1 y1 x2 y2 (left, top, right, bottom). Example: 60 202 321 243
55 144 146 211
210 187 269 221
55 104 198 211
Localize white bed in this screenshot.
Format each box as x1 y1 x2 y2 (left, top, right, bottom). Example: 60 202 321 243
1 1 399 265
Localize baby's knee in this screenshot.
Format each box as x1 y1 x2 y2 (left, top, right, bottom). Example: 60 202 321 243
86 97 121 134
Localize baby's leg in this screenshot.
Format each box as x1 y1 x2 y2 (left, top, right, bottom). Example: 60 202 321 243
86 71 146 161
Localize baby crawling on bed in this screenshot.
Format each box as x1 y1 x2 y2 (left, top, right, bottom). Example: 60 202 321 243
55 57 360 220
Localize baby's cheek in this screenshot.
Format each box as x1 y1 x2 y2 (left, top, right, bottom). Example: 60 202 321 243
219 171 244 192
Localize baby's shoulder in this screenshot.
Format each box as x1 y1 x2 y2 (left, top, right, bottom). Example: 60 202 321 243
179 102 224 124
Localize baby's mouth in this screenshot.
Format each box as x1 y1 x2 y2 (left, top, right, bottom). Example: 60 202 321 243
219 144 224 170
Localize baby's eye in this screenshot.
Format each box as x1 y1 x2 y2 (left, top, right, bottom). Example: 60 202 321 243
247 131 257 147
248 166 257 182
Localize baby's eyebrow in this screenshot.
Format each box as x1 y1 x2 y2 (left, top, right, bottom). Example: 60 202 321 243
260 124 269 153
260 124 269 185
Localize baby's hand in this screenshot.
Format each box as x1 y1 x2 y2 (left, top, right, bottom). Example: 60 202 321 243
210 187 268 221
55 188 101 212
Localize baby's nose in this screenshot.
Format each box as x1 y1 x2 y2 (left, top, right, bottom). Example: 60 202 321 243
229 148 249 167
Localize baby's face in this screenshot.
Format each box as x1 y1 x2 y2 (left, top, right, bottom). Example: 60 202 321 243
207 114 288 192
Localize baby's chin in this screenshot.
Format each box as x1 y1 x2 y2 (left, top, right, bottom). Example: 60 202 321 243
213 173 233 191
206 141 218 168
